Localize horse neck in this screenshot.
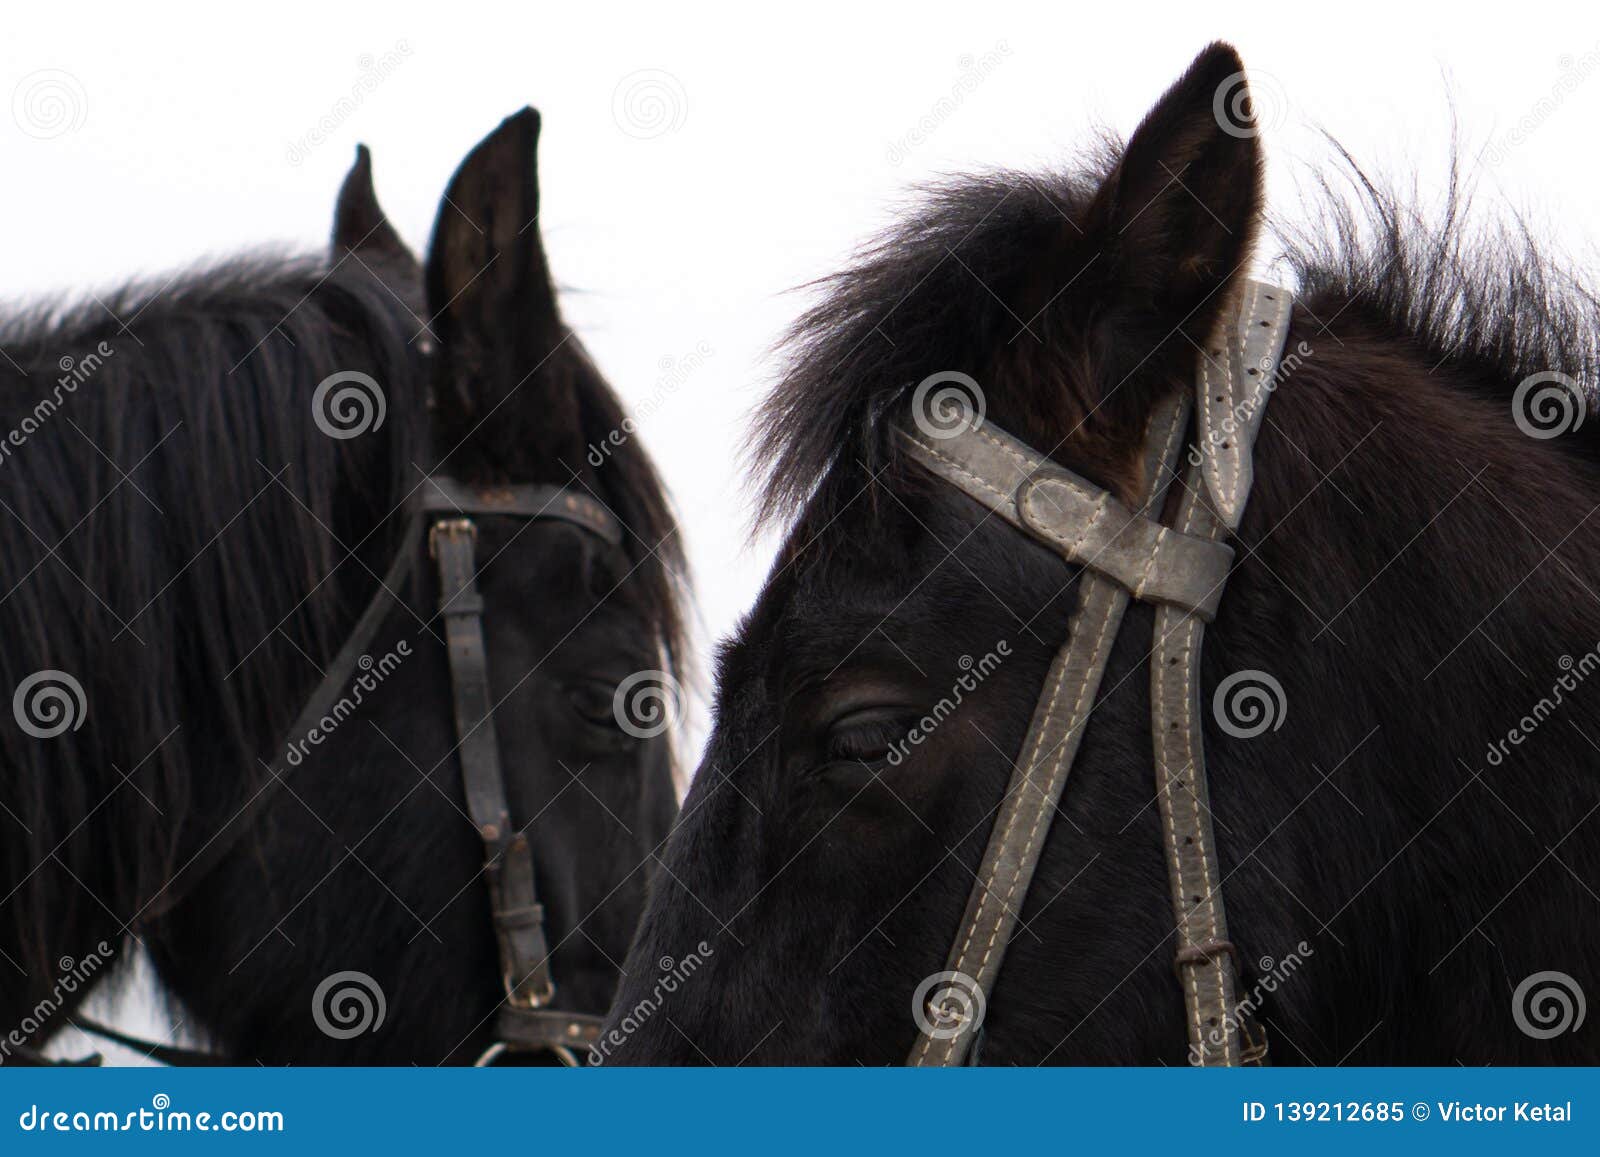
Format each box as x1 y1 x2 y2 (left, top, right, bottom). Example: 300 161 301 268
1253 317 1600 678
1211 314 1600 1048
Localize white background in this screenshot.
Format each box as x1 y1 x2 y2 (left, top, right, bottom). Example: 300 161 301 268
8 0 1597 1061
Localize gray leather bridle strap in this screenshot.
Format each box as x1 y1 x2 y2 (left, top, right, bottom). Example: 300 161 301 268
1155 282 1292 1065
897 390 1193 1067
895 279 1294 1067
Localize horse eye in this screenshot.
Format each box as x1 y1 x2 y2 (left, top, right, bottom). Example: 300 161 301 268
564 679 621 729
823 709 904 764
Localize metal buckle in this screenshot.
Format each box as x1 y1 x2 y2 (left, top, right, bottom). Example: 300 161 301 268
506 973 556 1010
1240 1019 1270 1065
472 1040 582 1068
428 516 476 560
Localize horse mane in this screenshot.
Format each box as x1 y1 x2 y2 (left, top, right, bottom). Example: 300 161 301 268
1277 148 1600 440
751 142 1600 538
0 254 427 972
0 252 686 978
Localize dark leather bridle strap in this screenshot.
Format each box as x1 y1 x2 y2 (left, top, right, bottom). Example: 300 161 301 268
82 475 618 1067
425 482 616 1063
418 476 622 543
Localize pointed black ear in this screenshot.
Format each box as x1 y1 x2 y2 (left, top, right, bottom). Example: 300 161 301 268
1084 42 1263 344
424 108 567 433
331 145 414 267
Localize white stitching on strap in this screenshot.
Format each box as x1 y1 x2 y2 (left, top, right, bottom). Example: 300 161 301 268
907 437 1015 510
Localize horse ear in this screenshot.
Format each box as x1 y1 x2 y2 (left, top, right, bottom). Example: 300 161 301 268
1083 42 1262 347
331 145 414 267
424 107 575 461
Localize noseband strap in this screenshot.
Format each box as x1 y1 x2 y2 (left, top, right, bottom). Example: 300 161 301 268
898 280 1294 1066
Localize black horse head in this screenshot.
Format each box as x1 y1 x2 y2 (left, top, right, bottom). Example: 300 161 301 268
602 44 1600 1064
0 110 685 1064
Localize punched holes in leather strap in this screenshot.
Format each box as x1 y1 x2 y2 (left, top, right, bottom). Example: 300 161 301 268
1015 475 1235 620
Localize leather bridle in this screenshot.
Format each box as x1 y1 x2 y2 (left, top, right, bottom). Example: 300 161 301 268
897 280 1295 1067
49 474 623 1067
